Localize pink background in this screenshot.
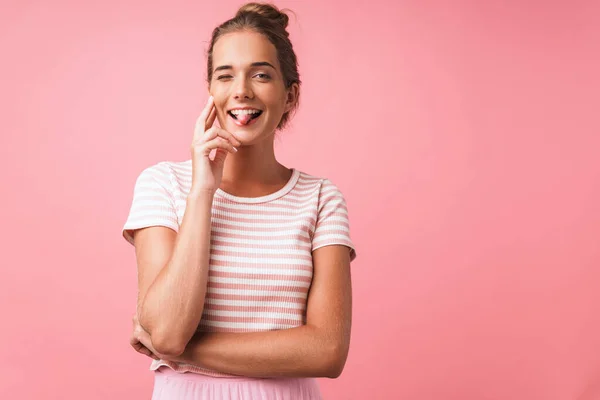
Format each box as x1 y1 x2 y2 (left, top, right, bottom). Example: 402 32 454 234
2 0 599 399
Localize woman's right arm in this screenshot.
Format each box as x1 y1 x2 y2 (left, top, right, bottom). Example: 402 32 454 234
134 189 215 357
131 95 240 358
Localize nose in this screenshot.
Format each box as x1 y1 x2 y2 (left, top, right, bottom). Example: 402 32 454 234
233 77 254 100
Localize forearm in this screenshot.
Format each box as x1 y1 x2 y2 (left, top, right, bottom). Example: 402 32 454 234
139 191 214 355
172 325 347 378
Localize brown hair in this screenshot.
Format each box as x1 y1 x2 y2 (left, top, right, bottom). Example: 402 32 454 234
206 2 301 130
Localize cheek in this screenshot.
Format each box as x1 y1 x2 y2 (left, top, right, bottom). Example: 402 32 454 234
210 95 227 114
260 92 285 111
209 84 227 101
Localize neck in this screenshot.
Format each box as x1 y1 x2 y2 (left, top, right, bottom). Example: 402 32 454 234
220 133 290 195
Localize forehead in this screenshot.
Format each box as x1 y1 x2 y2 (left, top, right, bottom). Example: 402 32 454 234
212 31 279 70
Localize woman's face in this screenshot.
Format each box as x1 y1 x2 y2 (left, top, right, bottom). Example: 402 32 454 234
209 30 298 144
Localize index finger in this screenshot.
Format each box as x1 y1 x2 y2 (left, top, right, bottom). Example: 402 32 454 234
195 96 214 132
205 104 217 131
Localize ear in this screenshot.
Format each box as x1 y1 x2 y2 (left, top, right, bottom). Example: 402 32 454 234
284 83 299 113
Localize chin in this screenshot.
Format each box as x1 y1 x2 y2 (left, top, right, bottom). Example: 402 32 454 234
230 128 268 145
228 124 277 143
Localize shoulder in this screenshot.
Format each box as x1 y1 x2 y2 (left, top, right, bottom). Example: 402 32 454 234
295 169 348 202
136 159 191 187
295 169 344 194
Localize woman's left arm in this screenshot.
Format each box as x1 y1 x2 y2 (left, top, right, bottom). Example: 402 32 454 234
169 244 352 378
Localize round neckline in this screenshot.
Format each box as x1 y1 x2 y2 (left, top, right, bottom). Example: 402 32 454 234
214 168 300 204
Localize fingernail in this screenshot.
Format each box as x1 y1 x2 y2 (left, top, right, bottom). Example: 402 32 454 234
233 147 238 152
208 95 213 102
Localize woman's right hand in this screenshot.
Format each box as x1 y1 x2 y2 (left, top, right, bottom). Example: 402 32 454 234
190 96 242 194
130 313 160 360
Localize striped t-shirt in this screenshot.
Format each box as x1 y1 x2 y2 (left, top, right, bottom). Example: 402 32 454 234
122 159 357 377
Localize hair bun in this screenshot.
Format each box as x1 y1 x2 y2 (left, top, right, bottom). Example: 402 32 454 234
236 2 289 29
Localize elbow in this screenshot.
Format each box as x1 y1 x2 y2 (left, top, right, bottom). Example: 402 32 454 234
322 342 349 379
150 329 188 358
324 359 346 379
153 340 185 359
137 305 193 358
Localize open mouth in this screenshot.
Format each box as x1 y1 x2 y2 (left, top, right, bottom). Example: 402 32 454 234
227 109 263 126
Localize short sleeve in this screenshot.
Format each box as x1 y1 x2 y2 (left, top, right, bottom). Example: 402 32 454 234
121 164 180 246
311 179 357 262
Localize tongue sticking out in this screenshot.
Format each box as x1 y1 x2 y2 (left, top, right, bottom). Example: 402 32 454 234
237 113 253 125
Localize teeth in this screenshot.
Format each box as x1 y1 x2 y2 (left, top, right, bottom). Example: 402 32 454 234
230 109 261 115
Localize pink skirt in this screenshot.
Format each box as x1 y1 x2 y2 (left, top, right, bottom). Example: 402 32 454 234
151 367 323 400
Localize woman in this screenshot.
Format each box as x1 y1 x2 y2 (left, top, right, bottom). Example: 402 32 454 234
122 2 357 399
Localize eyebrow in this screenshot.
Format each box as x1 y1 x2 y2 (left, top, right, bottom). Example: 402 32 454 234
213 62 276 73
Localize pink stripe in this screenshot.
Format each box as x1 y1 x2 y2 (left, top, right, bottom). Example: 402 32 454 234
211 211 316 226
202 314 302 325
210 249 313 262
207 293 307 304
209 259 313 271
209 270 312 283
212 203 310 217
203 303 304 315
210 239 311 251
313 228 352 237
210 231 312 243
318 219 350 228
212 199 307 210
212 221 311 233
197 325 297 333
208 282 309 293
